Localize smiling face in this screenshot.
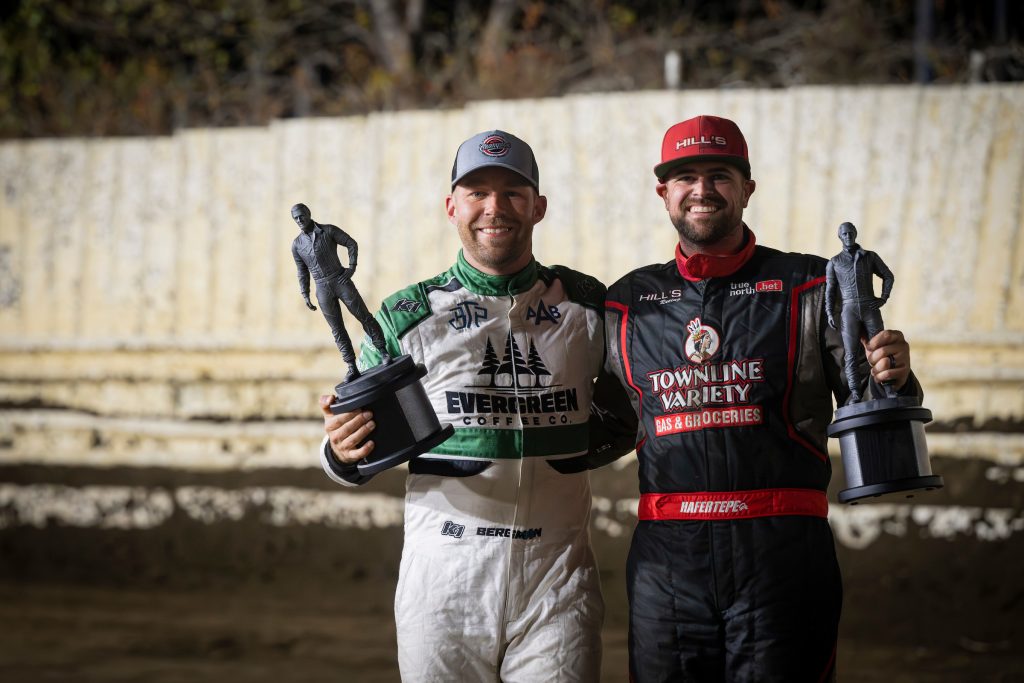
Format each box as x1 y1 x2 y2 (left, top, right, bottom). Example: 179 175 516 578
656 161 755 255
446 166 546 275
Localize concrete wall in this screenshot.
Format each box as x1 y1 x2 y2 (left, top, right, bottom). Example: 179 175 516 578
2 85 1022 457
1 85 1022 667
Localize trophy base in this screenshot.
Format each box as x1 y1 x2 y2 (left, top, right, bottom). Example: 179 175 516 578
827 396 944 505
837 475 946 505
330 355 454 477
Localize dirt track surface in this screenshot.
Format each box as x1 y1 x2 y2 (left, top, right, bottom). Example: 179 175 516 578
1 457 1020 681
2 580 1021 683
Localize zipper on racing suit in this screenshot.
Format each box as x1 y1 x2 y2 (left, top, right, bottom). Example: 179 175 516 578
693 277 725 613
499 285 527 655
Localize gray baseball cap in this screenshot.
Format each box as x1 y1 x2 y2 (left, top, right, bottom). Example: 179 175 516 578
450 130 539 190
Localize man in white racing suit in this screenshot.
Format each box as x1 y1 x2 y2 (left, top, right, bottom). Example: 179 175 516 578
318 130 636 682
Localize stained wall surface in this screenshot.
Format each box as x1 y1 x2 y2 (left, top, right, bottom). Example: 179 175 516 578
1 85 1022 675
2 86 1022 450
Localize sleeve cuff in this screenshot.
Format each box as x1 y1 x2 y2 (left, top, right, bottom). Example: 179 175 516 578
319 436 372 487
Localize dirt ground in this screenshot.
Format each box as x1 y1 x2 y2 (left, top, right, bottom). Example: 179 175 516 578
1 578 1021 683
1 457 1020 681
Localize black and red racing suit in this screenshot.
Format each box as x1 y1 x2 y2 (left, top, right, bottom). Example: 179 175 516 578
605 228 920 682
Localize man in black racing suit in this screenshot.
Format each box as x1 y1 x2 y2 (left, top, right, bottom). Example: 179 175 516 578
604 115 921 682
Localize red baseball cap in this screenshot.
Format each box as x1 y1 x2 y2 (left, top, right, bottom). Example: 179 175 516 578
654 115 751 180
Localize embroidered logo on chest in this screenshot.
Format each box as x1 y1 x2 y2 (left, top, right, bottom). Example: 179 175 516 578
685 317 720 364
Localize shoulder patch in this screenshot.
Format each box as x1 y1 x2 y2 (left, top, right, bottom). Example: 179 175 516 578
390 298 423 313
378 268 460 339
545 265 607 310
379 285 431 339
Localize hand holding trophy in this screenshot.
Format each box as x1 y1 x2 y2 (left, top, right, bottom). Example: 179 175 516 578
291 204 453 476
824 222 943 503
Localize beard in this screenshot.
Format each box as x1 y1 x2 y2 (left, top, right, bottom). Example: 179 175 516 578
670 204 738 247
461 216 531 271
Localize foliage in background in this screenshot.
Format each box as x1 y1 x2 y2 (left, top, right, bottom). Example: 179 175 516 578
1 0 1021 138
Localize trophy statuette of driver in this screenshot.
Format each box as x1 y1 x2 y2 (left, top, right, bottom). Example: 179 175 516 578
824 221 944 504
290 203 454 475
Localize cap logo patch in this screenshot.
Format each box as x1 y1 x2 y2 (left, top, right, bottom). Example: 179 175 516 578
676 135 727 150
479 135 511 157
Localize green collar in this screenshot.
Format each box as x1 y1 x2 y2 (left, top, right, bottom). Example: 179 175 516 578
452 250 539 296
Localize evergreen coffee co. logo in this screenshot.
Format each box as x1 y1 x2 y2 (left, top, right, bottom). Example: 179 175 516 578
445 333 579 424
472 333 557 394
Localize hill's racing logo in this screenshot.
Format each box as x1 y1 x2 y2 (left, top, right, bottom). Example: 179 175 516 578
685 317 720 364
444 333 579 427
479 135 511 157
676 134 727 150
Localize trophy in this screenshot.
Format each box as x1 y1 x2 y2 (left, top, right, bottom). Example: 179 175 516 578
290 204 454 475
824 222 944 504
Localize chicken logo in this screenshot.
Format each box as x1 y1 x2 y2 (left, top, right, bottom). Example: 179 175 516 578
685 317 720 364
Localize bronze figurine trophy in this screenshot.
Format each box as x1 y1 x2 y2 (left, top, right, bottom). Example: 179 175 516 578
825 222 943 504
290 204 453 475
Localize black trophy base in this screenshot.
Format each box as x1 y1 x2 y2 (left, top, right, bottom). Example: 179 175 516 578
827 396 944 505
330 355 454 477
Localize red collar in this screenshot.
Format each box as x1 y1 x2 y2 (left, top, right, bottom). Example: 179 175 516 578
675 228 757 281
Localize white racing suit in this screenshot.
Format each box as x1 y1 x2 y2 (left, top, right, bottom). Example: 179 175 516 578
320 251 636 682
